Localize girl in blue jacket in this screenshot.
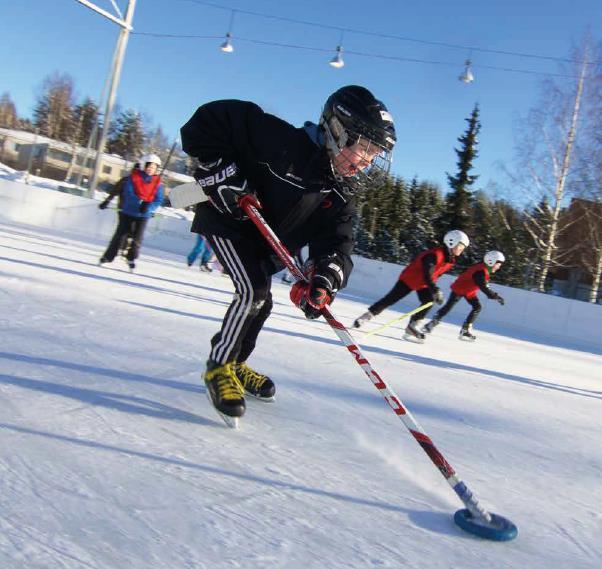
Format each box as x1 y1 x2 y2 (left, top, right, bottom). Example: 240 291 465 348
99 154 164 270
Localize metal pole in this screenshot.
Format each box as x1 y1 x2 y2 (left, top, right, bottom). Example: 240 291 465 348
88 0 137 198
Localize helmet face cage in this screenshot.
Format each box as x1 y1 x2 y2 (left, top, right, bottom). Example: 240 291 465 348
443 230 470 249
484 250 505 267
321 86 396 196
332 131 394 195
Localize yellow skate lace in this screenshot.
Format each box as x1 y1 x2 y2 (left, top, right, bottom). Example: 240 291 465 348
235 363 267 392
206 364 244 400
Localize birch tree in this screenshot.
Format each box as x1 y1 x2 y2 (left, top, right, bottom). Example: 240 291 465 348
511 40 596 292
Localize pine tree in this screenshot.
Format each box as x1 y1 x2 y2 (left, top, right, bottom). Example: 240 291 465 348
467 190 496 266
33 72 76 142
73 98 99 146
0 92 18 128
106 108 145 160
405 178 443 257
492 200 531 288
370 227 399 263
442 104 481 234
147 125 170 156
353 214 372 257
389 178 411 263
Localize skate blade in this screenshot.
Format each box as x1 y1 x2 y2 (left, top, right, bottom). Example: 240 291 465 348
246 393 275 403
458 335 476 342
205 389 241 428
403 333 425 344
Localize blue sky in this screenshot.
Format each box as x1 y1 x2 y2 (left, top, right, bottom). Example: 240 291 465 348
1 0 601 196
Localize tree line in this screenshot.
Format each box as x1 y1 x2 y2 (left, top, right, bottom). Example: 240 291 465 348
0 72 192 173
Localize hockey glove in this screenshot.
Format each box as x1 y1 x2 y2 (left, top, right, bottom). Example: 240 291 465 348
494 293 505 306
139 201 151 214
289 255 345 320
432 287 445 305
98 199 110 210
290 276 333 320
194 160 252 221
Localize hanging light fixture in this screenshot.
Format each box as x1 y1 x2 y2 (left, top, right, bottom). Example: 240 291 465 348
220 10 235 53
459 59 474 83
220 32 234 53
329 45 345 68
329 29 345 68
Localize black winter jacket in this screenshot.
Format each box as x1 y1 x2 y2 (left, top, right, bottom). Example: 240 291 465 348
180 100 355 286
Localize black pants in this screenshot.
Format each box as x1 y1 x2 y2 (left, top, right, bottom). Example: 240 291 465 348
103 213 148 262
369 280 434 323
205 234 273 365
434 293 482 327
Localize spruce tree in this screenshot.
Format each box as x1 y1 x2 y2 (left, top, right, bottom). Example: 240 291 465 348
106 109 145 160
73 98 99 146
405 178 443 257
492 200 531 288
468 190 496 266
442 104 481 234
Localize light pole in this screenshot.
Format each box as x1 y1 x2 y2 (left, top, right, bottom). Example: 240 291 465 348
75 0 137 197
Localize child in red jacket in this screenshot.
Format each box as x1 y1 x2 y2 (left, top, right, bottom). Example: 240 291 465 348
423 250 505 341
353 230 470 341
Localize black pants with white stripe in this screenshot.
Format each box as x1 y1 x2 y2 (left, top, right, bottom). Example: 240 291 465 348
205 234 274 365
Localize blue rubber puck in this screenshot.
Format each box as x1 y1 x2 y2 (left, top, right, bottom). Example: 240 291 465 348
454 508 518 541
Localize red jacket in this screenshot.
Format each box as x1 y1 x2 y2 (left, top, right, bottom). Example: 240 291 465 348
131 169 161 202
451 263 490 299
399 247 455 290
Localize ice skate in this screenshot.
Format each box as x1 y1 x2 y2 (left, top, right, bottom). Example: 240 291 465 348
459 324 476 341
127 260 136 273
404 321 426 343
98 256 110 266
353 310 374 329
233 362 276 402
203 361 246 428
423 318 440 334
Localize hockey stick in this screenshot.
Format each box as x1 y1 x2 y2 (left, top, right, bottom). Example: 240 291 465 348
240 194 517 541
362 302 434 338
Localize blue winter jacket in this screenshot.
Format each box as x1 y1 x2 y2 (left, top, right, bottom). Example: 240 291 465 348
120 173 164 219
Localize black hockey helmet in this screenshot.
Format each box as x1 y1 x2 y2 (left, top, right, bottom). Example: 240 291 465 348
320 85 396 194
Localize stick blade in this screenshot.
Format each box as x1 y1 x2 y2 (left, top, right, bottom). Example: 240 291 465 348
454 509 518 541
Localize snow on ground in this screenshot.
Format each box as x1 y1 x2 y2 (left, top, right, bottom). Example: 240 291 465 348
1 219 601 569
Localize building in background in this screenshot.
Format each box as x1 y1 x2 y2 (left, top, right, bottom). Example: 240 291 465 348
0 128 191 192
551 197 602 303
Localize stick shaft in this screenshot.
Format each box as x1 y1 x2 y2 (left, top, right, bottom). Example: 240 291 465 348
241 196 491 522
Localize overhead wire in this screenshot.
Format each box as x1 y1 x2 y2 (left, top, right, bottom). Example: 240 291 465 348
174 0 594 65
132 31 581 78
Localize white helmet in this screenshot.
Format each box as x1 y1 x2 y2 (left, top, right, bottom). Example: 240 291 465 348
139 153 162 168
443 229 470 249
484 250 505 267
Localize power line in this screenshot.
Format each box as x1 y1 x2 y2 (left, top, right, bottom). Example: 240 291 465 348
175 0 592 65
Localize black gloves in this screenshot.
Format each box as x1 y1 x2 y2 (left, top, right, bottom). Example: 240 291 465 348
98 199 110 210
494 293 505 306
432 287 445 305
139 201 151 214
194 160 251 221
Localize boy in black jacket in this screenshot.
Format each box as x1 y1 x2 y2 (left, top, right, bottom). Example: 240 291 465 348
177 85 396 427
